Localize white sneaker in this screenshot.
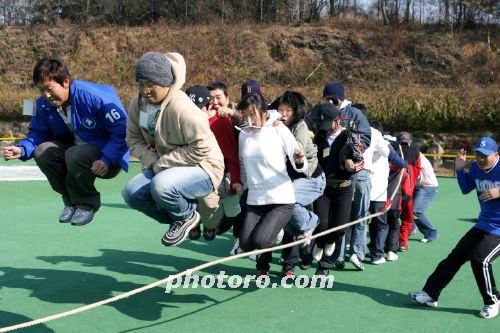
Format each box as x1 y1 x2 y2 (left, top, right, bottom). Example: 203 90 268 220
274 229 284 245
371 257 386 265
248 253 261 261
479 301 500 319
420 238 431 243
386 251 399 261
312 244 324 261
324 242 336 257
409 290 438 307
349 254 365 271
230 238 240 255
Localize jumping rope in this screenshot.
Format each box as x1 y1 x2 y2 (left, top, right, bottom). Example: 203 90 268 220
0 151 406 332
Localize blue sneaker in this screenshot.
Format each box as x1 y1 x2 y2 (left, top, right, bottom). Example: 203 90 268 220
59 206 76 223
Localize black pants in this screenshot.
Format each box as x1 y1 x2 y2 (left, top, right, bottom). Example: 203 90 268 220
423 227 500 305
239 203 294 271
385 210 401 253
314 185 354 269
280 231 300 272
34 141 121 210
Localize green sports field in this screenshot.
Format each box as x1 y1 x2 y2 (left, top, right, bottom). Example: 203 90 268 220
0 160 498 332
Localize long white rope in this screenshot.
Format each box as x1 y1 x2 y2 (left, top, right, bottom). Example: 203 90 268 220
0 166 405 332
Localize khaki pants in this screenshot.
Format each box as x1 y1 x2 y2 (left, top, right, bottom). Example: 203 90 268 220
197 172 242 229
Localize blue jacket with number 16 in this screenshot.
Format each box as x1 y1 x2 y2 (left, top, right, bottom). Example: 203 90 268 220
17 80 130 171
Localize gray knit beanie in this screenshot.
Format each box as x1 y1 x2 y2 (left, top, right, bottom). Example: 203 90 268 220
135 52 173 87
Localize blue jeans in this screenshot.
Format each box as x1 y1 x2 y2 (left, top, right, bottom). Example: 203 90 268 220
341 169 371 261
285 173 326 236
122 167 213 224
368 201 389 261
413 185 438 240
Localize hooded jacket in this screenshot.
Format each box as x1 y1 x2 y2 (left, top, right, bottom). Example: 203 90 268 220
126 52 224 189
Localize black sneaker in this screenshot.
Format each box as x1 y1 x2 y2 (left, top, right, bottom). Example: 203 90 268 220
203 227 216 241
300 258 312 270
188 223 201 240
161 211 200 246
314 267 330 276
334 259 345 269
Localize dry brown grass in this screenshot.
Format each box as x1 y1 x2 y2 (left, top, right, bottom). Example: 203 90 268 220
0 22 498 132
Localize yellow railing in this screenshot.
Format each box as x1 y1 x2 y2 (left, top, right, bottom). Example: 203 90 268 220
0 137 25 141
423 153 474 158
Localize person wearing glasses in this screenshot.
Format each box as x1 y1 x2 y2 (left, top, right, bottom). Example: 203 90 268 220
235 93 307 276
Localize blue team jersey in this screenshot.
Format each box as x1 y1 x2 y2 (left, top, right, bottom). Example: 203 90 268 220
17 80 130 171
457 158 500 235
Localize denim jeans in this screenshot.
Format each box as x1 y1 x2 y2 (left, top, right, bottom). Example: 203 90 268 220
368 201 389 261
122 167 213 224
285 173 326 236
345 169 371 261
413 186 438 240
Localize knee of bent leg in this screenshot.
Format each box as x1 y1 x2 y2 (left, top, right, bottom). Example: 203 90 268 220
33 142 56 163
413 208 424 217
238 236 252 251
150 176 178 202
252 235 274 250
121 184 136 207
122 184 145 209
64 146 89 170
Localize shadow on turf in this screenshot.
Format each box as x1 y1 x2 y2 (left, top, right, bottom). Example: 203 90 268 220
100 203 131 210
0 265 218 322
0 247 259 323
457 218 478 223
326 282 479 315
0 311 54 332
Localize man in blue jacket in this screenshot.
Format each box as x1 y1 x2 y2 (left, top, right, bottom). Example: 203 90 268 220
2 57 129 226
410 137 500 319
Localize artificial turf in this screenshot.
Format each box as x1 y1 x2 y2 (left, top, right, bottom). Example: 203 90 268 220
0 160 498 332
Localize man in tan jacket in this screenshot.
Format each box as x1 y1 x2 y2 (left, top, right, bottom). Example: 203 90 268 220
122 51 224 247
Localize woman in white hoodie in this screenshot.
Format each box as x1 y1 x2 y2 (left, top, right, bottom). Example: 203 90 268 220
237 94 307 276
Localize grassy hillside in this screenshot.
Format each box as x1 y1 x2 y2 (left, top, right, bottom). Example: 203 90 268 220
0 18 498 132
